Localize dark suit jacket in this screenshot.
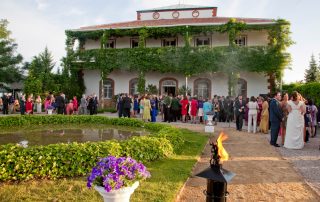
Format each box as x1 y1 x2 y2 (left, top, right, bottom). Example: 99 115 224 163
234 99 246 115
269 98 282 123
122 96 132 109
55 95 65 108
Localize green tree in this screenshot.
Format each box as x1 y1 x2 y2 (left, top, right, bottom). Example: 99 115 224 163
24 47 56 94
0 19 23 83
305 54 319 83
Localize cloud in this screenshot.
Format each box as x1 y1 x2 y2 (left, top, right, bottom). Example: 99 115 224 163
66 8 86 16
35 0 49 11
2 1 65 68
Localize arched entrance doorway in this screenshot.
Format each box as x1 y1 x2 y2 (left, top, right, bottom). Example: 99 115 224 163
159 78 178 96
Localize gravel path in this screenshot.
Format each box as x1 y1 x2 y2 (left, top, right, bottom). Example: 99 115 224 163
277 133 320 196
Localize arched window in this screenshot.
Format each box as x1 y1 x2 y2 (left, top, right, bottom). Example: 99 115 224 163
237 78 247 99
194 78 211 99
129 78 138 96
159 78 178 96
103 78 114 99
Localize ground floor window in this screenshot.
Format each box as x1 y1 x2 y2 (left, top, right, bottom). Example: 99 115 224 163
129 78 138 95
103 79 114 99
194 78 211 99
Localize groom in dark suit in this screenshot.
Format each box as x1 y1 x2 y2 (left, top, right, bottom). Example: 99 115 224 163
269 92 283 147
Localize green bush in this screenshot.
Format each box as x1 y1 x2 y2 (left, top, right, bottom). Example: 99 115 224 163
0 116 186 182
283 82 320 105
0 115 144 127
0 141 122 181
155 127 185 153
120 137 173 162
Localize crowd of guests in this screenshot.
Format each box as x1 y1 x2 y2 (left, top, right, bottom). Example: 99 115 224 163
0 92 99 115
2 90 319 150
116 92 320 150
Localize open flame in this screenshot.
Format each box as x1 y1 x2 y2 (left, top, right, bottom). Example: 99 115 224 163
217 132 229 163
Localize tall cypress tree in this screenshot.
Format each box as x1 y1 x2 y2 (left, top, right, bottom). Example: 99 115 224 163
305 54 319 83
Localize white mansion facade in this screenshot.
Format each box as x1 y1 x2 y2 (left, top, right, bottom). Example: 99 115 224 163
69 4 276 100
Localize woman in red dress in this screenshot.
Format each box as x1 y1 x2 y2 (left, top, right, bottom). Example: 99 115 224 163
190 97 198 124
73 96 78 114
25 97 33 114
180 95 189 123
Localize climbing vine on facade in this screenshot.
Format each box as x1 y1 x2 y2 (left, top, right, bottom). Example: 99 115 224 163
64 19 292 96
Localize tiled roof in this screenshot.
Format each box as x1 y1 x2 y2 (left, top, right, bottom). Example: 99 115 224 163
75 17 275 31
137 4 214 12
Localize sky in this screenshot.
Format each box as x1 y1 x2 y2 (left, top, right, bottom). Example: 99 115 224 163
1 0 319 84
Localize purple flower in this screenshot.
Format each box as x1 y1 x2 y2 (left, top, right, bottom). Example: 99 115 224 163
87 156 151 192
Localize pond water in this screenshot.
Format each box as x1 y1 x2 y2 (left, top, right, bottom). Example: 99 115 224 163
0 124 149 147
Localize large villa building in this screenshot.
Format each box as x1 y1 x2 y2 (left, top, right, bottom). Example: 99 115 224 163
66 4 289 103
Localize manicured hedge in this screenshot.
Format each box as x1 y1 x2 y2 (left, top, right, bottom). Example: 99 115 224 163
282 82 320 106
0 115 183 181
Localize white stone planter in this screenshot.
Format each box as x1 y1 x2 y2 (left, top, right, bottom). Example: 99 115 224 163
94 181 139 202
47 109 53 115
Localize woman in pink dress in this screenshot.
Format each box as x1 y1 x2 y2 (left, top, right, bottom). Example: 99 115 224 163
190 97 198 124
180 95 189 123
66 100 74 115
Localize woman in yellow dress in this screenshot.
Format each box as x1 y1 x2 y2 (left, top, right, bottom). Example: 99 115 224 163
142 95 151 122
259 97 269 134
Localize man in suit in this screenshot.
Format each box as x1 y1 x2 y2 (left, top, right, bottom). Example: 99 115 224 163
122 93 132 118
269 92 283 147
55 92 65 115
234 95 246 131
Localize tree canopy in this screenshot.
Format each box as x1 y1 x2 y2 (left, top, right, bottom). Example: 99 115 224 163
0 19 23 84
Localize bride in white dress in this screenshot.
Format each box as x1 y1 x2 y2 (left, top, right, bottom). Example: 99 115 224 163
284 92 305 149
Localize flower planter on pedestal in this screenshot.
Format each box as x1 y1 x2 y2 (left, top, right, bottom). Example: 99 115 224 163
94 181 139 202
47 109 53 115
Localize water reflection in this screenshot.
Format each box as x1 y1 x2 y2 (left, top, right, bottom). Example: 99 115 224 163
0 127 148 147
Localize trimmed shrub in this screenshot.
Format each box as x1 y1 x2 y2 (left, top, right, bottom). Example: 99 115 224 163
155 127 185 153
0 115 186 182
283 82 320 105
0 141 122 181
120 137 173 162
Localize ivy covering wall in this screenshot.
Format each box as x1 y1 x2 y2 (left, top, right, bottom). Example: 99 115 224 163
64 19 293 96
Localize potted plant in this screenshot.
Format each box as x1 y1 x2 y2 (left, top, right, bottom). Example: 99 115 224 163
47 105 54 115
87 156 151 202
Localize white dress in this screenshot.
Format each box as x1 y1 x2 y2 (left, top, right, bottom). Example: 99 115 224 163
284 100 304 149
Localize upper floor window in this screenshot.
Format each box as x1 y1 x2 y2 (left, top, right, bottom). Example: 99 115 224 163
235 36 247 46
106 39 116 48
131 38 139 48
162 38 177 47
195 37 210 47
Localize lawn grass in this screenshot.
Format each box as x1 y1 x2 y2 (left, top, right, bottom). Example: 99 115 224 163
0 129 208 202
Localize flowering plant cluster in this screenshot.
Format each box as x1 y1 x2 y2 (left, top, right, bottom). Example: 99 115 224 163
87 156 151 192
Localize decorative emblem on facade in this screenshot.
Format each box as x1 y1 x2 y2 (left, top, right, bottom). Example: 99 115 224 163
172 11 180 19
192 10 200 18
212 8 217 17
153 12 160 19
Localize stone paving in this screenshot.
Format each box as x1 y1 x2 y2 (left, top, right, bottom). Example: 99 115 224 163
172 122 320 202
